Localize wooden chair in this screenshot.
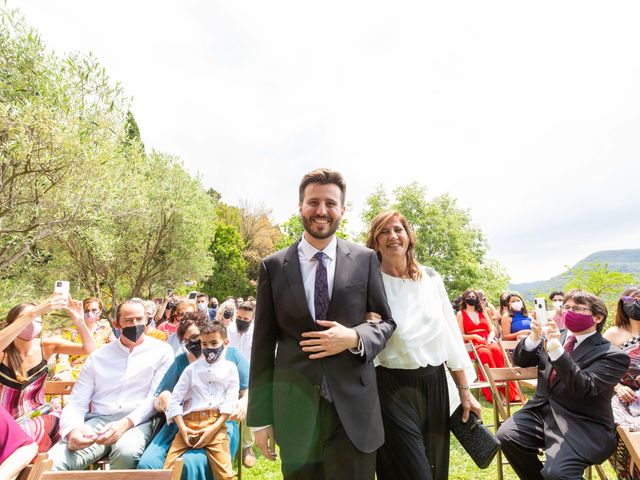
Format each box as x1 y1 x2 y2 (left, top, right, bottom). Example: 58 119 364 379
44 381 75 396
464 342 492 401
483 365 538 480
497 340 536 392
24 454 183 480
485 365 607 480
616 426 640 478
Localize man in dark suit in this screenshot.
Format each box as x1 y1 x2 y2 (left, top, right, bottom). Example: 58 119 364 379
247 168 395 480
497 289 630 480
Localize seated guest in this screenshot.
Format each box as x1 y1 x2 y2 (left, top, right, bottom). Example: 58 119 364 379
47 299 174 470
159 300 193 335
497 290 630 480
165 301 196 354
549 290 565 329
163 321 239 479
215 301 236 327
1 296 95 452
603 287 640 479
137 313 249 480
457 289 519 402
501 293 532 341
195 293 212 320
143 300 168 342
0 405 38 480
208 297 219 320
227 301 256 467
52 297 114 381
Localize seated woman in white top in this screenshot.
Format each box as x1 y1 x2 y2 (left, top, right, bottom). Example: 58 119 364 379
365 210 480 480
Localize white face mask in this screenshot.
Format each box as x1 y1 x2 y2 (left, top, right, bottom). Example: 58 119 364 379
552 300 563 309
510 301 523 312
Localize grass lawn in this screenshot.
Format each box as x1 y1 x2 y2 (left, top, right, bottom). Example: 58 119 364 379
239 393 617 479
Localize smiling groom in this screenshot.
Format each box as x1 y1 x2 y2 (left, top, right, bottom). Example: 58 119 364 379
247 168 396 480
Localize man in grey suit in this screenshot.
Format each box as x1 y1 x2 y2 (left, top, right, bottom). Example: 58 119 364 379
247 168 395 480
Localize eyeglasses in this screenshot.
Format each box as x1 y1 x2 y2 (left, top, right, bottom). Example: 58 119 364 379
560 305 592 313
621 296 640 304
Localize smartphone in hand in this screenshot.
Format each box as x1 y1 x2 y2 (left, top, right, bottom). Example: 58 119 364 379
54 281 70 296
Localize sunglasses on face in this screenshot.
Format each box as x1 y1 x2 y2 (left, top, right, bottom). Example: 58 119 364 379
621 296 640 304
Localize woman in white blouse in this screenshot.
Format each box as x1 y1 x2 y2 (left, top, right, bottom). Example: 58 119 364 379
366 210 481 480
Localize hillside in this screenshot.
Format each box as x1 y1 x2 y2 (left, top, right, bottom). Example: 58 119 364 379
509 248 640 300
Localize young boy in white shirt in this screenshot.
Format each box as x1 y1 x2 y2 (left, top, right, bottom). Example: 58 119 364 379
163 321 239 480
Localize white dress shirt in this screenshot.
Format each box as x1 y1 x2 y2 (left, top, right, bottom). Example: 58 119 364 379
167 355 239 421
60 336 174 439
227 321 254 363
298 235 337 320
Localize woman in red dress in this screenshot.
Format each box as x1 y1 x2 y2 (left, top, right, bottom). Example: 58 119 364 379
456 289 519 402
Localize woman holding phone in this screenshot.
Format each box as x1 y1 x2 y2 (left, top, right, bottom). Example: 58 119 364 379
0 293 96 452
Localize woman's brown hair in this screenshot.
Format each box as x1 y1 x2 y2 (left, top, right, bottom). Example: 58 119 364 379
82 297 103 313
615 287 640 330
366 210 422 281
3 303 36 383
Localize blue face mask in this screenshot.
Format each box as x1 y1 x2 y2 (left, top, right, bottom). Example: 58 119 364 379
197 303 208 313
202 345 225 364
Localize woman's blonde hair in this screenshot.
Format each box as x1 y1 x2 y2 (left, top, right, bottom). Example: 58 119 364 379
365 210 422 281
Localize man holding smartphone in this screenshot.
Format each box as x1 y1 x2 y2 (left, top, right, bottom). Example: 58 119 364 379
47 299 174 470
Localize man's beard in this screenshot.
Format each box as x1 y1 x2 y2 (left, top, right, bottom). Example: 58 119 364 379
301 215 341 240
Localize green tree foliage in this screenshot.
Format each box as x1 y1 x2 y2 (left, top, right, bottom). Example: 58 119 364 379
0 8 127 273
200 223 252 299
361 182 509 298
216 200 280 281
0 8 216 314
563 261 636 303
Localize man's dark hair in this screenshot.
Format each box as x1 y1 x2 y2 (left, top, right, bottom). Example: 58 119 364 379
199 320 228 339
549 290 564 301
298 168 346 206
238 301 255 313
196 293 209 301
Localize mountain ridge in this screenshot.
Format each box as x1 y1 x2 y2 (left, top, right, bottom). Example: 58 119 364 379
508 248 640 300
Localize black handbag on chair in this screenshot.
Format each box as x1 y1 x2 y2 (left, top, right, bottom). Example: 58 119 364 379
450 405 501 469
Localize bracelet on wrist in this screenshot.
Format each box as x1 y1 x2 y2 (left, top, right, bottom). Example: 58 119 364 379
456 384 470 390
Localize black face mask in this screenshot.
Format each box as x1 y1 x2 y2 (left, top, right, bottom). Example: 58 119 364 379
236 319 252 332
223 310 233 320
203 345 225 364
466 298 478 306
184 339 202 357
122 325 145 343
623 302 640 321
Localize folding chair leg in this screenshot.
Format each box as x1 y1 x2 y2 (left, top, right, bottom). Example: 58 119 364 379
585 464 592 479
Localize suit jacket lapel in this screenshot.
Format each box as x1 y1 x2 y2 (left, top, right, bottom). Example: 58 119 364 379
571 332 602 364
283 241 315 323
327 238 352 321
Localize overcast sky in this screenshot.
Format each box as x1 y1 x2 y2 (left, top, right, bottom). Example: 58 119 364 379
12 1 640 284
